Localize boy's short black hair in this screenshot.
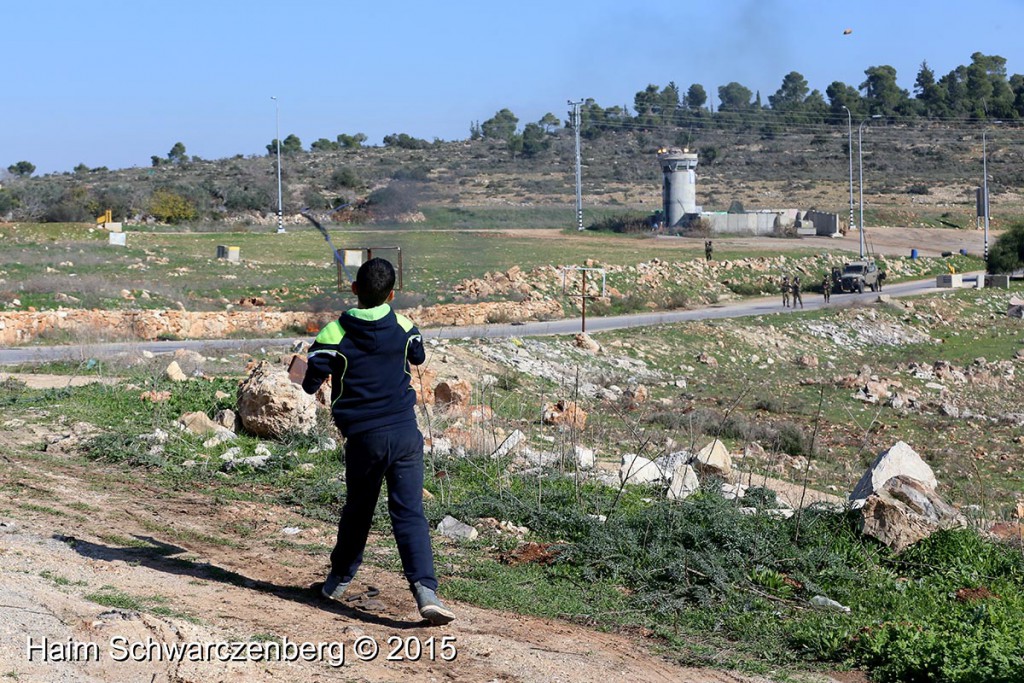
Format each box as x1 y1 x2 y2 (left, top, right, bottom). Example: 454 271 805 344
355 258 396 307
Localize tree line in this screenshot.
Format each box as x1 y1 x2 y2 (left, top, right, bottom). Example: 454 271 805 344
574 52 1019 139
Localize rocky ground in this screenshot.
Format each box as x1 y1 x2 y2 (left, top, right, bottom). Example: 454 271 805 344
0 334 889 683
0 437 794 683
2 228 1021 682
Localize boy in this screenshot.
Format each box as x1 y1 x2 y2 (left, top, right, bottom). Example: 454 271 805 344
301 258 455 625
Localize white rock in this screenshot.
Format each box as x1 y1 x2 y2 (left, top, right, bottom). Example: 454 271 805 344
692 439 733 477
165 361 187 382
224 455 271 470
236 360 317 439
140 428 168 444
721 482 748 500
740 507 796 519
437 515 478 541
619 454 663 485
425 436 452 456
309 436 338 454
203 432 235 449
666 464 700 501
655 450 690 476
573 444 595 469
490 430 526 459
522 447 558 467
810 595 851 612
849 440 937 504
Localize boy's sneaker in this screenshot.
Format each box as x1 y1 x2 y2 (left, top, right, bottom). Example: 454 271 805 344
321 573 350 602
412 581 456 625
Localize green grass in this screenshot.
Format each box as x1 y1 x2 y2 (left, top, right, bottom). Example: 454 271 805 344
39 570 87 587
136 519 241 549
418 455 1024 679
85 587 199 623
17 503 66 516
1 218 982 317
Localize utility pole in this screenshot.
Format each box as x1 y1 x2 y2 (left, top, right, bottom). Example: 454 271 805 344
857 115 882 258
271 96 285 234
841 106 854 236
568 99 584 231
983 129 990 264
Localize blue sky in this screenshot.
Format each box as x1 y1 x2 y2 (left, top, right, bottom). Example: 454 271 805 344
5 0 1024 174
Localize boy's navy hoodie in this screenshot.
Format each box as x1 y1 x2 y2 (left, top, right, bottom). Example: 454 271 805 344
302 303 426 437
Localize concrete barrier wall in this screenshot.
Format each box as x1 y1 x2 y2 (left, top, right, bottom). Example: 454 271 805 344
704 211 787 236
803 210 841 237
699 209 840 237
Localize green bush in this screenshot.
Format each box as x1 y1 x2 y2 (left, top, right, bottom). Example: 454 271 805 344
149 190 197 224
329 166 363 190
0 188 18 215
588 213 652 233
224 186 271 212
986 222 1024 274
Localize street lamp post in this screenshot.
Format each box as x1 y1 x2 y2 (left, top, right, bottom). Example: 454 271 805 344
857 114 882 258
842 105 854 237
271 96 285 234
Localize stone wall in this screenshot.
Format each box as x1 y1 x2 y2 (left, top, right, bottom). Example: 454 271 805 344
0 298 566 345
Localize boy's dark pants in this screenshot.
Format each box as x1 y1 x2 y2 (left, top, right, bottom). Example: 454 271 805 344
330 423 438 591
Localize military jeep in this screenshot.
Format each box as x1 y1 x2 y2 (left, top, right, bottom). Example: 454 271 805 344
834 259 885 293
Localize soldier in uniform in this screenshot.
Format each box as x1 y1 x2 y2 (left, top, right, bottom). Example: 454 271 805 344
792 275 804 309
704 240 714 261
822 273 831 303
781 275 790 307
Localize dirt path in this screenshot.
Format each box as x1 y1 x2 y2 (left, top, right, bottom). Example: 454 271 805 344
498 226 991 259
0 431 817 683
0 373 121 389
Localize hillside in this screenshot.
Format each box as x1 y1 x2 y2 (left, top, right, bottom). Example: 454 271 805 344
3 121 1024 231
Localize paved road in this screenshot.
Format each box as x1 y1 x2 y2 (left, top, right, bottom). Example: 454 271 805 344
0 274 981 366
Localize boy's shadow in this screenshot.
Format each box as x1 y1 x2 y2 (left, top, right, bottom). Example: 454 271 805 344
54 534 425 629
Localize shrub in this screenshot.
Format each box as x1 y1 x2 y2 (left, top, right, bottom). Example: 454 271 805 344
987 222 1024 274
382 133 430 150
329 166 363 190
43 186 93 222
391 166 430 182
302 187 329 211
588 213 653 233
224 186 271 212
0 189 18 215
366 182 419 218
149 190 197 224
